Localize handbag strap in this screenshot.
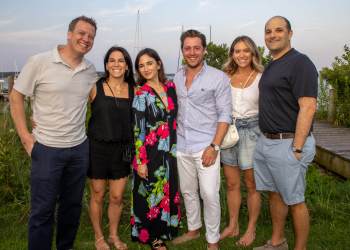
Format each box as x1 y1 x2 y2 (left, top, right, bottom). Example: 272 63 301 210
232 116 237 125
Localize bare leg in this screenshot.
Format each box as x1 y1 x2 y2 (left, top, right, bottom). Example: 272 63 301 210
290 202 309 250
269 192 288 245
89 179 107 240
187 228 201 237
220 165 240 240
108 177 128 250
207 242 219 249
237 168 261 246
89 179 110 249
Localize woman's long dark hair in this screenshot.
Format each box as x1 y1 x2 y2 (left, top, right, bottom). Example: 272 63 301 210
103 46 135 87
134 48 167 84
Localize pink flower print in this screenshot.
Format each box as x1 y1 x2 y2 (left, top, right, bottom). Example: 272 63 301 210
160 196 170 212
132 157 138 170
139 228 149 243
167 97 174 111
157 124 170 139
141 84 152 93
135 89 143 96
174 191 180 205
173 119 177 130
147 206 160 220
166 81 176 89
145 131 157 146
130 216 135 225
177 205 181 220
140 145 147 159
136 145 148 166
163 182 170 196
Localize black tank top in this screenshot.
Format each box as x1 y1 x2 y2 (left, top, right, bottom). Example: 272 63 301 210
88 78 133 142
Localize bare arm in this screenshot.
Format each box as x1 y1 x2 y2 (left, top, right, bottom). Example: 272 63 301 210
88 84 97 102
9 89 35 156
202 122 229 167
212 122 229 146
293 96 317 159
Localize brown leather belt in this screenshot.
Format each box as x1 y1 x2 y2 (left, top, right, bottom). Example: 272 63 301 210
263 132 295 139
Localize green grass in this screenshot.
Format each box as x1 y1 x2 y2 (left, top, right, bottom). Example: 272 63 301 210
0 165 349 250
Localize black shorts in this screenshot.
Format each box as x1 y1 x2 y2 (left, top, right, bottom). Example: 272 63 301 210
88 138 131 180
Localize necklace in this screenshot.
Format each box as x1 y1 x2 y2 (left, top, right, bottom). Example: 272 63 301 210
106 81 124 96
238 70 254 89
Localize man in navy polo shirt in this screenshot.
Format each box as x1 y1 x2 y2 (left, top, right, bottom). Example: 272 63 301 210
253 16 318 250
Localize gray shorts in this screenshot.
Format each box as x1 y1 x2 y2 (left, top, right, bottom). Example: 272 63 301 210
220 116 260 170
253 134 316 205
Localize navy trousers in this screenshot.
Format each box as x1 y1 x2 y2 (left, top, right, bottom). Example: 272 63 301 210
28 139 89 250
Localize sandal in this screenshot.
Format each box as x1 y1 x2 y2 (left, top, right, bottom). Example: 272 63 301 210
108 236 128 250
150 238 167 250
95 236 110 250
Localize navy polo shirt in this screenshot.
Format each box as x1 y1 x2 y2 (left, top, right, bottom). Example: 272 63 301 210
259 48 318 133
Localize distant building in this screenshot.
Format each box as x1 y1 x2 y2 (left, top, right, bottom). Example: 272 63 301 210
166 73 175 81
0 78 9 100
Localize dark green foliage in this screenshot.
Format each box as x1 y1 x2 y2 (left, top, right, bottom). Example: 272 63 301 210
316 74 329 120
186 42 272 71
258 46 272 66
205 42 229 70
320 45 350 127
0 102 31 211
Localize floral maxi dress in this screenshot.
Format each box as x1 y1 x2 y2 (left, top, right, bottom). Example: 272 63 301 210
131 81 180 244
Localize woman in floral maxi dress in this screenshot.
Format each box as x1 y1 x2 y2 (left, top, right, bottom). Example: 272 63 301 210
131 48 180 249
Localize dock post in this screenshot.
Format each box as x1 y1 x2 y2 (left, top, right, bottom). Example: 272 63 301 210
327 86 336 123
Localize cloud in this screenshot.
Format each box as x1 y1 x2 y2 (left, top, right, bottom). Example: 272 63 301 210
198 0 212 8
236 21 256 30
300 27 322 32
99 26 113 32
0 18 15 26
96 0 162 17
154 25 183 33
0 24 64 45
184 25 210 32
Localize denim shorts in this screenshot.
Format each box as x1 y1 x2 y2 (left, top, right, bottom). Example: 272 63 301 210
220 116 260 170
253 134 316 205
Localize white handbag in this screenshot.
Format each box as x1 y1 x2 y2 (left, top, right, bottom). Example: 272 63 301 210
221 119 239 149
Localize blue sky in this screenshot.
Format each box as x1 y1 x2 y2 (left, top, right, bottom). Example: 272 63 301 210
0 0 349 73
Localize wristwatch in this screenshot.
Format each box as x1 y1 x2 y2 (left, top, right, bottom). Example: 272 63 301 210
292 146 303 153
210 143 220 152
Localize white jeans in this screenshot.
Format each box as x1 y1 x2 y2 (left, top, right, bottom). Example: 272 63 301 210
177 150 221 243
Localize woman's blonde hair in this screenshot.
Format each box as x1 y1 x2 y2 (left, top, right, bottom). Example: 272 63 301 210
223 36 263 76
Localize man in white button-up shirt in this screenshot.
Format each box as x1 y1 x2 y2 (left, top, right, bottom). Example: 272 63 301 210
172 29 232 250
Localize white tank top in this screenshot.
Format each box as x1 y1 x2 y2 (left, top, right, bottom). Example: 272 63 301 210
231 73 261 118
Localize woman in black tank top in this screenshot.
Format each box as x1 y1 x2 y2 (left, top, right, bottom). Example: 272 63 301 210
87 47 135 250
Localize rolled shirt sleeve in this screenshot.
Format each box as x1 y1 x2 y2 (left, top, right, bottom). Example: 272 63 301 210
215 73 232 124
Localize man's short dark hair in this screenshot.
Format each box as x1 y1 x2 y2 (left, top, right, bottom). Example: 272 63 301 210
68 15 97 32
180 29 207 49
267 16 292 31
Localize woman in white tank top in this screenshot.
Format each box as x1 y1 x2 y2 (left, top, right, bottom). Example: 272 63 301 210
220 36 263 247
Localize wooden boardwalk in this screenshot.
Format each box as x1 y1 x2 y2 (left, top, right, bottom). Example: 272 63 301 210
313 121 350 178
